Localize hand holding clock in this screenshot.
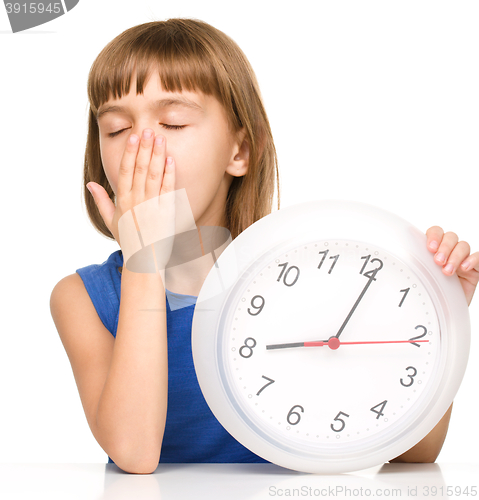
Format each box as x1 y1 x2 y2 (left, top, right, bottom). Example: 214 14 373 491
426 226 479 306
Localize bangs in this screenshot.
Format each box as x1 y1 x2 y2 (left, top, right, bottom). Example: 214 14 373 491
87 21 225 117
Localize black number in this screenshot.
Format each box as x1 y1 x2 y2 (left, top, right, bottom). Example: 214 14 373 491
370 400 387 419
287 405 304 425
256 376 275 396
359 255 370 274
400 366 417 387
409 325 427 347
317 250 340 274
331 411 349 432
360 255 383 279
247 295 265 316
399 288 410 307
239 337 257 358
277 262 300 287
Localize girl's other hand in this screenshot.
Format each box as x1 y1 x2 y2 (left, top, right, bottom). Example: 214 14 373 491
426 226 479 306
86 129 175 248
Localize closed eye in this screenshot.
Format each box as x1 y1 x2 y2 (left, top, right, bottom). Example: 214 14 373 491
108 128 130 138
161 124 186 131
108 124 186 138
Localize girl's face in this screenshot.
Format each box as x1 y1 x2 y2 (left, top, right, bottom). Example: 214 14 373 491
96 71 248 228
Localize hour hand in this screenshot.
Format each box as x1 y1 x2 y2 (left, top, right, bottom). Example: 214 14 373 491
266 341 314 350
266 338 338 350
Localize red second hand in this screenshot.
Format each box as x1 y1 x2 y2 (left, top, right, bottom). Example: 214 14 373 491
304 338 429 350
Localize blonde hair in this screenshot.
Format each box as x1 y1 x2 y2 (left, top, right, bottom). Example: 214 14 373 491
83 18 280 242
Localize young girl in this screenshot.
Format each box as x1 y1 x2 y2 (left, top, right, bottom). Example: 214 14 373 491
50 18 478 474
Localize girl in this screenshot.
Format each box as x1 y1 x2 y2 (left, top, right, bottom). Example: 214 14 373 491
50 18 478 474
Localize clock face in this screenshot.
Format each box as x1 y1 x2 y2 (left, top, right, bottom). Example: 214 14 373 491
220 239 442 450
192 200 470 473
222 240 441 454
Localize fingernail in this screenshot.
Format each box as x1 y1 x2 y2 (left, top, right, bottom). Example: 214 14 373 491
143 129 153 139
166 157 174 172
86 183 93 195
155 136 164 146
429 240 439 251
444 263 454 274
462 260 471 271
436 253 446 264
129 134 139 144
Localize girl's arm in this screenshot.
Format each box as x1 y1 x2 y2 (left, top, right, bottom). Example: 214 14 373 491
51 269 167 474
95 268 168 473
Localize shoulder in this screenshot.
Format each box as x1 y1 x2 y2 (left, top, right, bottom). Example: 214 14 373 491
51 250 123 337
50 270 116 354
50 274 91 347
50 272 85 300
50 273 91 323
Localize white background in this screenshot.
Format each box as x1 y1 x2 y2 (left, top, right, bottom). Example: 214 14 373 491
0 0 477 467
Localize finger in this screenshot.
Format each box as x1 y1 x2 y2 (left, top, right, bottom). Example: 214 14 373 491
426 226 444 253
442 241 470 275
86 182 116 234
434 231 459 266
157 157 176 265
145 135 166 200
117 134 140 197
460 251 479 273
131 128 155 196
160 157 176 195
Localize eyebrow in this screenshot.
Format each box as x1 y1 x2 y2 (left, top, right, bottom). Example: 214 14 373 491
96 97 203 120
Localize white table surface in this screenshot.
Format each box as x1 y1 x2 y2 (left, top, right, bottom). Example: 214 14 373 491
0 462 478 499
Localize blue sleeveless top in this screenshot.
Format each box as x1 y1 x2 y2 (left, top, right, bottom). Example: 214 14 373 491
76 249 268 464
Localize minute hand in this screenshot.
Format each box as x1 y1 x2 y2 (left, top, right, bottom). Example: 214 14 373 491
334 266 381 340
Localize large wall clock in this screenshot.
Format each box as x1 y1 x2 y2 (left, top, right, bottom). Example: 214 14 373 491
192 200 470 473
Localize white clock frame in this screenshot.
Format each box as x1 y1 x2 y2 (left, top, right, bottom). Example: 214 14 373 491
192 200 470 473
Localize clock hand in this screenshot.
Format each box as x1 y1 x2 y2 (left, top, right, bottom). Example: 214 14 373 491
266 341 309 350
266 338 429 350
334 266 381 340
304 339 429 347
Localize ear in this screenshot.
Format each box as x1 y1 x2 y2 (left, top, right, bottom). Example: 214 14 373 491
226 129 249 177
